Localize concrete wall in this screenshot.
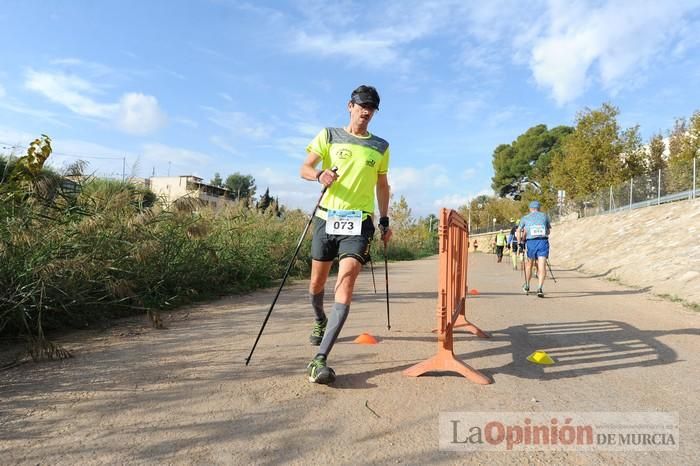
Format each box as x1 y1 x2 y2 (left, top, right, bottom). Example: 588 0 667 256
470 200 700 306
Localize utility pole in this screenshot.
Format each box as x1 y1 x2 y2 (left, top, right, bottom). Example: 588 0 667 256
122 157 126 182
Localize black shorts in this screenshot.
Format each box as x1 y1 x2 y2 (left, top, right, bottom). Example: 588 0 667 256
510 243 519 253
311 216 375 264
496 245 504 256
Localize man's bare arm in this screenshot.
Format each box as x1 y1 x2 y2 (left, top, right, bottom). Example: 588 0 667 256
376 174 390 217
300 152 337 186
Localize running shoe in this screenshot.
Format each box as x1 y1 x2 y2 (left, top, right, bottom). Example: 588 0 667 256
309 318 327 345
307 355 336 384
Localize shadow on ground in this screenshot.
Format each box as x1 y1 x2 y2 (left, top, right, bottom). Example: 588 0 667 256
371 320 700 383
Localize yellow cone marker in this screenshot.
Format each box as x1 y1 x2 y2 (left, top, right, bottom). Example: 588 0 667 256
527 350 554 365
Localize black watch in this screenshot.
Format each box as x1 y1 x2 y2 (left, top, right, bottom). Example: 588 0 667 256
379 216 389 228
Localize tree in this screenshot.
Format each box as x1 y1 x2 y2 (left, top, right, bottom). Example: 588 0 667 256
647 133 666 174
456 195 524 232
666 111 700 192
619 125 646 180
491 124 573 198
257 187 272 211
390 195 413 231
550 103 628 203
210 172 223 187
423 213 438 233
225 172 256 200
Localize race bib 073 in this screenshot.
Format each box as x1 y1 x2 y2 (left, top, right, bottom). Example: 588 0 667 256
326 209 362 236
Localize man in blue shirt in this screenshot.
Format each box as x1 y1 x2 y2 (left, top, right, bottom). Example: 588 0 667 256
517 200 551 297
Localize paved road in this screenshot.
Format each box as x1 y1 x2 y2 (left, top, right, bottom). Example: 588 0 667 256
1 252 699 465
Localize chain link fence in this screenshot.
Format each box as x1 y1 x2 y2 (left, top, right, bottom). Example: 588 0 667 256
552 157 698 221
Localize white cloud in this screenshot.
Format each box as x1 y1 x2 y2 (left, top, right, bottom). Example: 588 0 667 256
463 168 476 180
267 135 313 160
528 1 694 105
390 165 450 195
50 58 113 76
290 2 456 69
0 126 36 152
24 69 167 135
116 93 167 135
210 135 239 155
434 186 492 210
141 143 213 177
206 107 272 139
293 31 399 67
0 100 66 126
433 193 470 210
174 117 198 128
218 92 233 102
0 83 5 98
25 69 117 118
142 143 212 166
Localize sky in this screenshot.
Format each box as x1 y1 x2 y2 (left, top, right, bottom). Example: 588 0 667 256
1 0 700 217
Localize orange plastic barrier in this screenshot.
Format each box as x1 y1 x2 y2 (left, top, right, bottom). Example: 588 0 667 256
403 208 491 384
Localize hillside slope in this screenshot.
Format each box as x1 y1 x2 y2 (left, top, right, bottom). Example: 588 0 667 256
550 199 700 307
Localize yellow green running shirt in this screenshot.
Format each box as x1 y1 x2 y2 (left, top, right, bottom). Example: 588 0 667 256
306 127 390 220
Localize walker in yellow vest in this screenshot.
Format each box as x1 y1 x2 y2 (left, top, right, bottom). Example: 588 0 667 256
494 231 507 263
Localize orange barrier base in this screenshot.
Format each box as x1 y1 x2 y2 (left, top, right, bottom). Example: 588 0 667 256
403 348 491 384
453 314 491 338
432 315 491 338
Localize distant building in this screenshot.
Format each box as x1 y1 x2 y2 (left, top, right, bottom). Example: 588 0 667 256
147 175 236 209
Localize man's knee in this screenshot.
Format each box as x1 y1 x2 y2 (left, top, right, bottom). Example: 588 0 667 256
309 278 326 293
310 261 332 292
335 258 362 294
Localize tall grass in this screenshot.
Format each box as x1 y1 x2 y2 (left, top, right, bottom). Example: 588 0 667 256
1 137 436 360
378 224 438 261
1 163 312 359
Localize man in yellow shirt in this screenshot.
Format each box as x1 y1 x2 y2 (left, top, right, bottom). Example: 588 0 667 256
299 85 392 384
494 230 507 263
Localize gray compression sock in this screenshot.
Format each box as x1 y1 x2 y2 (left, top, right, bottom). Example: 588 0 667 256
310 291 326 323
317 302 350 357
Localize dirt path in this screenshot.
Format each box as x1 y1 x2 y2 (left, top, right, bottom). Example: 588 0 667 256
1 253 699 465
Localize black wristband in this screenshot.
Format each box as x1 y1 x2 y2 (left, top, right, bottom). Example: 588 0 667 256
315 170 323 182
379 216 389 228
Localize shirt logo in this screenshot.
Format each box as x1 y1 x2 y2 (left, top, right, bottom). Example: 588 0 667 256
337 149 352 159
366 159 376 167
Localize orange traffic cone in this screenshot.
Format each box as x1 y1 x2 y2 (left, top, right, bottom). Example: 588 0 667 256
354 332 378 344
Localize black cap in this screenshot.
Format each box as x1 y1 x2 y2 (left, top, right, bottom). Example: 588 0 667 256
350 85 380 110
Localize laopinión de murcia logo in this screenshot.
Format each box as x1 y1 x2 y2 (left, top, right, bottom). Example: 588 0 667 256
439 412 679 451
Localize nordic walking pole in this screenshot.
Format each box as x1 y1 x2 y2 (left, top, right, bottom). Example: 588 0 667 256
383 239 391 331
546 259 557 283
369 254 377 293
245 167 337 366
